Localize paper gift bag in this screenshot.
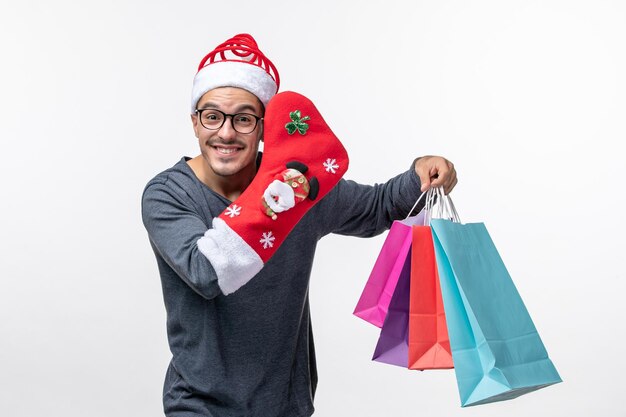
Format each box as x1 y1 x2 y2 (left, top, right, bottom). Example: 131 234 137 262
372 225 453 369
431 219 562 407
372 250 411 367
408 225 453 370
354 211 425 327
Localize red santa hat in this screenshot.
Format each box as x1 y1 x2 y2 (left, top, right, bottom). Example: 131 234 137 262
190 34 280 113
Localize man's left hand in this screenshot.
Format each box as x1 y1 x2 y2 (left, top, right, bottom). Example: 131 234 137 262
414 155 457 194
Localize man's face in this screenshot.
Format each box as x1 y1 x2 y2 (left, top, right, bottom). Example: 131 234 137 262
191 87 264 179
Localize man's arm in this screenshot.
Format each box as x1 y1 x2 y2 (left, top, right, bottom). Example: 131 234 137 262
316 166 422 238
317 156 457 237
141 181 223 300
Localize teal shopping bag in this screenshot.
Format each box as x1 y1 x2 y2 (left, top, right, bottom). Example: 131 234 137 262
431 219 562 407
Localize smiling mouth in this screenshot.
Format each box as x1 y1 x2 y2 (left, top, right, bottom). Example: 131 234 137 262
212 146 243 155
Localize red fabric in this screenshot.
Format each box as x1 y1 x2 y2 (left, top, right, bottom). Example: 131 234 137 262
218 91 349 262
197 33 280 90
408 226 454 370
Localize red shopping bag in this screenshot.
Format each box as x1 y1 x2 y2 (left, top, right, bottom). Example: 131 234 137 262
408 225 453 370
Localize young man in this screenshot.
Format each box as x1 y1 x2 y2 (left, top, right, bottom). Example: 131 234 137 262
142 34 457 417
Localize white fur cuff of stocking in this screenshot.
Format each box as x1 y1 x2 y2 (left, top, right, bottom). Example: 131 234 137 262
197 217 264 295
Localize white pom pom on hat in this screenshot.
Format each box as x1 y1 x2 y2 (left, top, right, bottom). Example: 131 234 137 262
190 34 280 114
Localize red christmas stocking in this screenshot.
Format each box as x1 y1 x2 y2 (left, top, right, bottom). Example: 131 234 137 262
198 91 349 295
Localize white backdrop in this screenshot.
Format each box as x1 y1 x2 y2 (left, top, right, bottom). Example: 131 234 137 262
1 1 624 416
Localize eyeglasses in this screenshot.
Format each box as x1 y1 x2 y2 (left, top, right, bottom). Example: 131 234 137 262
195 108 263 134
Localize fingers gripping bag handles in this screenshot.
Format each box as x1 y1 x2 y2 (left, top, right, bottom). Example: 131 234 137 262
430 188 562 406
353 193 426 328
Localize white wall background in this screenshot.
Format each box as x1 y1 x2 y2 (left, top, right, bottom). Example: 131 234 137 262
1 1 624 416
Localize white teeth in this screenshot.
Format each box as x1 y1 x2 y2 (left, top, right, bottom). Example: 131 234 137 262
216 147 237 154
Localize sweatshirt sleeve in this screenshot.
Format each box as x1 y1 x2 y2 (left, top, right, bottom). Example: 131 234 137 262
141 180 223 300
317 162 424 238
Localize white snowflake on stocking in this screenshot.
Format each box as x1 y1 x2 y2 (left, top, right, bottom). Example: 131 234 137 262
323 158 339 174
224 204 241 218
259 231 276 249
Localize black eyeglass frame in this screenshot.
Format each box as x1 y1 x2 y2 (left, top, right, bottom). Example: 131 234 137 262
195 108 263 134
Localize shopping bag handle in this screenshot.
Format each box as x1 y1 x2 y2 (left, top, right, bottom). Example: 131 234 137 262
430 187 460 224
405 190 428 220
406 187 461 225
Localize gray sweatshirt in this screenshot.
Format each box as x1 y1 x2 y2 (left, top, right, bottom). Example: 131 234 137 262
141 156 423 417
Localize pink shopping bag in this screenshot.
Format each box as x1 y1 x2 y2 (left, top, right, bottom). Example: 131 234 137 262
353 211 425 327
